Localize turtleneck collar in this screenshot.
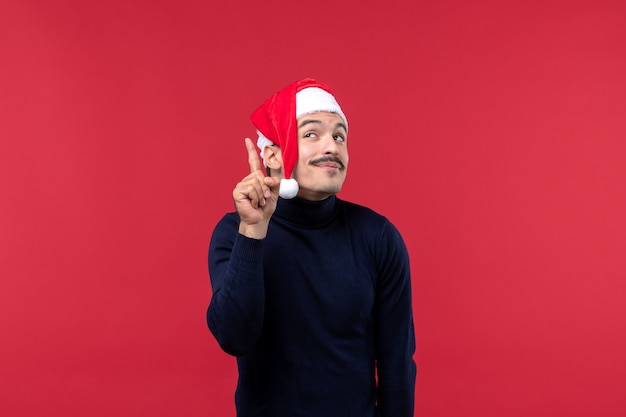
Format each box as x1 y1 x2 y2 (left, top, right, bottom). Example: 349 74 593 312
273 195 339 228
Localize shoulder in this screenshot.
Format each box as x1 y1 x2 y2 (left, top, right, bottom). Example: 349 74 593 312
338 200 410 273
337 199 396 232
338 198 384 220
210 212 240 244
215 212 240 229
336 199 407 252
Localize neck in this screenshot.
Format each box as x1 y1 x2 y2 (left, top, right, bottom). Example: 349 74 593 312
273 195 338 228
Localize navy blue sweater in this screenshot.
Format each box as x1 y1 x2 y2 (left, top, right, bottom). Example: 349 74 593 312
207 196 416 417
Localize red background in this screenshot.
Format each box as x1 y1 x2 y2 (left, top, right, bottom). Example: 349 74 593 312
1 0 625 416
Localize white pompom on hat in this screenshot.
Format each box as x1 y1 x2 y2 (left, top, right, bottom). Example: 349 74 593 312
250 78 347 199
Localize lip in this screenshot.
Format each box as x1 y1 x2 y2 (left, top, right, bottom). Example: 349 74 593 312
315 162 342 170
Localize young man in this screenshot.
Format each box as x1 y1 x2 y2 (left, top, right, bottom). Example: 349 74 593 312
207 79 416 417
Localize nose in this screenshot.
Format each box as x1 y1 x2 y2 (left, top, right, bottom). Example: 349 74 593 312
321 133 339 154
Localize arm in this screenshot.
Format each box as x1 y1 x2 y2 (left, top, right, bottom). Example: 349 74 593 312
206 138 281 356
374 220 417 417
207 214 265 356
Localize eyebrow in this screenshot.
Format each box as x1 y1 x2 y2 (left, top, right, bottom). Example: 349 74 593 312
298 119 348 132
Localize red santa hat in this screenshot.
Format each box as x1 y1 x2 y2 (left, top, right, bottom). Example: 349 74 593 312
250 78 348 199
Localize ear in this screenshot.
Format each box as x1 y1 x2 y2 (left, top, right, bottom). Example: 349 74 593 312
263 145 284 175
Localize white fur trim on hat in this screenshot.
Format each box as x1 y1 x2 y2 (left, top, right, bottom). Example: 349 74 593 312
296 87 348 130
256 130 274 167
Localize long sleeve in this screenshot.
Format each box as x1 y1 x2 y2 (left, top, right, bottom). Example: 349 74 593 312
207 213 266 356
206 198 416 416
374 220 417 417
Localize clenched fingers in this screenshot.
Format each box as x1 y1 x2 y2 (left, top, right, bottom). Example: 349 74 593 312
235 171 272 209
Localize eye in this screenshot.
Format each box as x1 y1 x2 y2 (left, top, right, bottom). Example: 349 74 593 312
304 132 318 139
333 134 346 143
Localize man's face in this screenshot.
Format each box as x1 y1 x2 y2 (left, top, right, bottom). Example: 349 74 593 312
292 111 349 201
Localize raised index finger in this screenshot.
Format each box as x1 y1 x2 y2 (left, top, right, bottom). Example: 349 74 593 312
245 137 262 173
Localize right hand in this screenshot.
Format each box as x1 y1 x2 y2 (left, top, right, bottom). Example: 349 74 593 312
233 138 281 239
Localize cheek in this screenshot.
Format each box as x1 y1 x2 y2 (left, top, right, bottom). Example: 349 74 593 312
296 154 310 168
297 146 316 164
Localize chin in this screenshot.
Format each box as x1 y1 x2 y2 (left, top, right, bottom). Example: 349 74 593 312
318 183 344 195
299 182 344 200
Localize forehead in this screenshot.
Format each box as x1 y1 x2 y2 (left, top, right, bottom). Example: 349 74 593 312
297 111 346 128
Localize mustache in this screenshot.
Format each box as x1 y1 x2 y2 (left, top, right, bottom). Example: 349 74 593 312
310 155 345 170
